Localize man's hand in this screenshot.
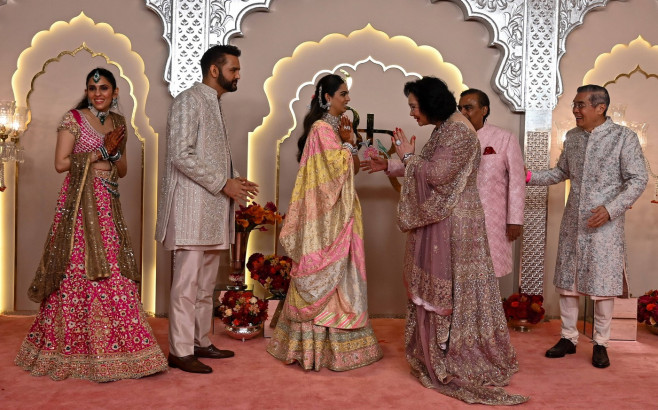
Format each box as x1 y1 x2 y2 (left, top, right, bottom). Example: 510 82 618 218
506 224 523 241
221 177 259 205
104 125 125 155
587 205 610 228
360 156 388 173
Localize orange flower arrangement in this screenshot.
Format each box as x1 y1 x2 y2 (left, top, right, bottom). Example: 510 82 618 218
235 201 283 233
502 292 545 324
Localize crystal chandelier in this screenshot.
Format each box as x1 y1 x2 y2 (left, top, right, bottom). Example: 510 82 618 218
0 101 27 192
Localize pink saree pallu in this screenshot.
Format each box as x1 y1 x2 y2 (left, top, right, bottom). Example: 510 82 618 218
267 118 382 371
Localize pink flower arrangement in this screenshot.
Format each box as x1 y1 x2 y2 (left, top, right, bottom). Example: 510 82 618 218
363 146 380 161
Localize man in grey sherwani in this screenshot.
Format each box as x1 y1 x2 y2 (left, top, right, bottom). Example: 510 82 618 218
527 84 648 369
156 45 258 374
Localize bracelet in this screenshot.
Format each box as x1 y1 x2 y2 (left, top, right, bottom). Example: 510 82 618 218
98 146 110 161
342 142 358 155
109 150 122 162
402 152 414 164
525 170 532 183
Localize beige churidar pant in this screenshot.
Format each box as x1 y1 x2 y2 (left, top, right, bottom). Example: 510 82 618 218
169 250 221 357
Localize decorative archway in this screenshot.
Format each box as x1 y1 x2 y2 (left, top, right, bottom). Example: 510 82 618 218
4 12 159 314
143 0 623 296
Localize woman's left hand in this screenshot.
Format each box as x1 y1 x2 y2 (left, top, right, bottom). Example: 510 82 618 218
392 127 415 159
339 115 354 144
104 125 125 155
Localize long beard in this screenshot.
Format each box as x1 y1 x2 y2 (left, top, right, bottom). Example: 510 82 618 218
218 72 237 92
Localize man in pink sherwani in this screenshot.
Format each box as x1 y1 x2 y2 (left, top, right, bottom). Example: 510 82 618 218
458 89 525 278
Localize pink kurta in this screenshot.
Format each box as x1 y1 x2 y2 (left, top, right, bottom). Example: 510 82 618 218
476 123 525 277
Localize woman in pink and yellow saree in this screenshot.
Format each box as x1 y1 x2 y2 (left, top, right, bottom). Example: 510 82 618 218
266 74 382 371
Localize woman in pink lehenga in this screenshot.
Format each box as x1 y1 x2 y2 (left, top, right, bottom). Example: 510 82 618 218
362 77 527 405
266 74 382 371
15 68 167 382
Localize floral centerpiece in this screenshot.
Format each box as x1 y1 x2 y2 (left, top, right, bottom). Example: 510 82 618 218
216 290 268 327
235 201 283 233
502 292 545 324
247 253 293 296
229 202 284 287
637 289 658 334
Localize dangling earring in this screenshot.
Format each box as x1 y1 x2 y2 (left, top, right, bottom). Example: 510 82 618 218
87 98 92 109
326 101 331 109
111 98 118 109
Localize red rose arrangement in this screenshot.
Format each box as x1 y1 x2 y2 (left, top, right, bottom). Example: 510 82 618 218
247 253 292 294
637 289 658 326
235 201 283 233
502 292 545 324
216 290 268 327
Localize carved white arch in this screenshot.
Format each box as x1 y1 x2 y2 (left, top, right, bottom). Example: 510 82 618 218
10 12 160 314
142 0 628 297
246 24 467 255
556 0 622 97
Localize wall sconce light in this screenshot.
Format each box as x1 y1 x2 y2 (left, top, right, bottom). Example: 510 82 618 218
0 101 27 192
553 119 572 153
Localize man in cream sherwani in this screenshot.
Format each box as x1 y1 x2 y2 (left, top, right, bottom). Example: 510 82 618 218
156 45 258 374
528 85 647 369
458 89 525 279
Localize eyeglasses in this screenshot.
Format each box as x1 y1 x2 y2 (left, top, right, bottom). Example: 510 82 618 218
571 102 599 109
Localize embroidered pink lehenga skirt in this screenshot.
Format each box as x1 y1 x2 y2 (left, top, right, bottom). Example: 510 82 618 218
15 175 167 382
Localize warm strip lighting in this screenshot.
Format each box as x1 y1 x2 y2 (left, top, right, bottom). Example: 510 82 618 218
0 165 16 313
4 12 157 314
584 36 658 85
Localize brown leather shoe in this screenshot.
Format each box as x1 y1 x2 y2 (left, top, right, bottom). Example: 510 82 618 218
168 354 212 373
194 344 235 359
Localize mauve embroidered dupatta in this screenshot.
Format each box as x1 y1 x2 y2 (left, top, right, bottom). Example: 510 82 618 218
398 121 480 316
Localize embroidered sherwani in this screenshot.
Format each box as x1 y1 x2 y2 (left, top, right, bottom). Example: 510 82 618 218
155 82 236 246
155 82 237 357
267 118 382 371
529 118 647 296
476 123 525 277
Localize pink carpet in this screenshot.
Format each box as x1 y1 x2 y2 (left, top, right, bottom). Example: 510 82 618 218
1 315 656 409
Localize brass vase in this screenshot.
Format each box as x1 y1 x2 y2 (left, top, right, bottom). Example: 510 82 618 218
228 231 250 290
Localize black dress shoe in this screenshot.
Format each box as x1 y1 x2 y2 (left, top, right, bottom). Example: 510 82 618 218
194 344 235 359
592 344 610 368
545 338 576 358
168 354 213 373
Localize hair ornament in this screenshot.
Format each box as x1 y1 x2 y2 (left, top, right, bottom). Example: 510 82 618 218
318 85 329 110
93 70 101 83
